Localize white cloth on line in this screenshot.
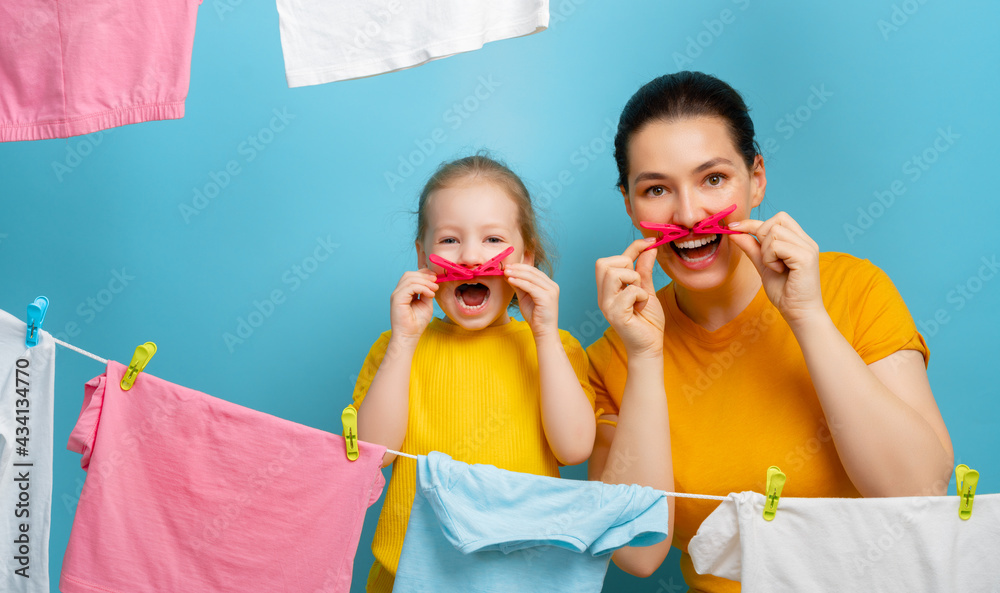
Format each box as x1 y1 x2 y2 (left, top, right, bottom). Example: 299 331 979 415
0 309 55 592
689 490 1000 592
275 0 549 87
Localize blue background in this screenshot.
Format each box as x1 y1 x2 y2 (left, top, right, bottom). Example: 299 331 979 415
1 1 998 591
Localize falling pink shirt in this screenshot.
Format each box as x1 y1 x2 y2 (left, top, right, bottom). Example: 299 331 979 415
0 0 202 142
61 361 386 593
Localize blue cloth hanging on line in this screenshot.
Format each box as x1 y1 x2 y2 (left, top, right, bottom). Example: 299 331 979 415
393 451 671 593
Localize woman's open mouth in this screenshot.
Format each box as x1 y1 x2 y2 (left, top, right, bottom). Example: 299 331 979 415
455 282 491 314
671 233 721 264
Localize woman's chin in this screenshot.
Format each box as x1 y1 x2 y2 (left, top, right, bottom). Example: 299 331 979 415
658 241 735 292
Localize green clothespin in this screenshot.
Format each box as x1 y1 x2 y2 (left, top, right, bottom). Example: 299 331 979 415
763 466 786 521
955 464 979 520
342 405 359 461
121 342 156 391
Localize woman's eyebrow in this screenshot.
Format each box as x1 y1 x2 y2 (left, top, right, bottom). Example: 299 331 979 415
693 157 735 173
633 171 670 185
633 158 735 186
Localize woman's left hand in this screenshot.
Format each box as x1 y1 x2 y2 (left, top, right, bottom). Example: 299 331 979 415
504 264 560 339
728 212 825 326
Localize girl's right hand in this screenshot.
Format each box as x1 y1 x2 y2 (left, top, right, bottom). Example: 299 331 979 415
595 238 665 359
389 269 439 342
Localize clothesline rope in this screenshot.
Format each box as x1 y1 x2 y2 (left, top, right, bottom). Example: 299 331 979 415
661 492 727 501
52 336 109 364
387 449 420 459
50 339 451 463
385 451 727 500
49 334 728 502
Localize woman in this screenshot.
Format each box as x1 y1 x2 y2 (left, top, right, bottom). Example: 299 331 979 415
586 71 953 591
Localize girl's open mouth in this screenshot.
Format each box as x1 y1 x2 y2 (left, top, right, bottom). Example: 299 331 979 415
455 283 491 313
671 233 721 263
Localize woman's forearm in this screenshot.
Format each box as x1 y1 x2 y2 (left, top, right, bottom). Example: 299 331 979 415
791 314 953 496
598 354 675 576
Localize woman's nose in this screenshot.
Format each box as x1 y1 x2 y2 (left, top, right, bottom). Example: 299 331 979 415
670 190 705 229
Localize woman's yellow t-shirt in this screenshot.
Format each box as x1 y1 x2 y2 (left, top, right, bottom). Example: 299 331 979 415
586 253 928 593
353 318 596 593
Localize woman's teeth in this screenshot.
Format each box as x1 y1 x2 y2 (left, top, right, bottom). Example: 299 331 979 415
678 248 716 263
673 234 721 263
674 234 717 249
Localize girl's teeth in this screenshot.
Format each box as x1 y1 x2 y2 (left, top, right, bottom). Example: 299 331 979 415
674 234 717 249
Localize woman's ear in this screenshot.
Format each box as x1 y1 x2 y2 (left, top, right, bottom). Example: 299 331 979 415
621 185 634 218
750 154 767 209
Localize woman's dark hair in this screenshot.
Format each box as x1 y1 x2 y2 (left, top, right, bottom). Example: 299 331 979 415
613 71 760 191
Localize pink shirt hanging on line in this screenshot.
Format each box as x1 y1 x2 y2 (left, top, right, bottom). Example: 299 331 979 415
61 360 386 593
0 0 202 142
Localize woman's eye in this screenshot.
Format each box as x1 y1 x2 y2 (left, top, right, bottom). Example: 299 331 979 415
706 174 726 186
648 186 666 197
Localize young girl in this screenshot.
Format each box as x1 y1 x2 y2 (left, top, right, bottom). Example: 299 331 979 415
352 154 597 593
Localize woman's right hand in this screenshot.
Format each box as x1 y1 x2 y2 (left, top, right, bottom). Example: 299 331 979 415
389 269 439 341
595 238 665 359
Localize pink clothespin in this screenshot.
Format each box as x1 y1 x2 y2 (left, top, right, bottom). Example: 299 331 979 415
637 221 689 251
639 204 745 251
692 204 744 236
428 246 515 283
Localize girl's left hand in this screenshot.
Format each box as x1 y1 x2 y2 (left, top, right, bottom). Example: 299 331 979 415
728 212 825 327
504 264 560 338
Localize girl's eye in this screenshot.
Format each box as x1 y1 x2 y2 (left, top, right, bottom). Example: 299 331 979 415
706 173 726 186
440 237 457 244
486 237 504 244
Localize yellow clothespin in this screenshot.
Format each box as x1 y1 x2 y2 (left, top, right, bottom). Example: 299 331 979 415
120 342 157 391
342 405 359 461
955 464 979 520
763 466 786 521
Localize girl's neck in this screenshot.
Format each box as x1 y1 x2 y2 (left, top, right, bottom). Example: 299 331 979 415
673 255 762 332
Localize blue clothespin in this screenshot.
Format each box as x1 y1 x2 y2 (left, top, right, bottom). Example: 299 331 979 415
25 296 49 348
